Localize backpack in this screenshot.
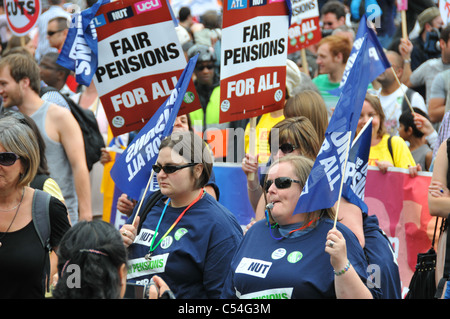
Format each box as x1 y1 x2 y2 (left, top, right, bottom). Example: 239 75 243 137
32 189 52 293
40 86 105 171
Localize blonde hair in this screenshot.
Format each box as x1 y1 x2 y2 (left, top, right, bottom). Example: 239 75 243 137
283 90 328 143
269 116 321 160
0 117 40 187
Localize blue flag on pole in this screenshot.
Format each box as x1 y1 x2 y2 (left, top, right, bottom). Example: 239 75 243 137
342 119 372 214
293 24 389 215
110 54 199 200
57 0 108 86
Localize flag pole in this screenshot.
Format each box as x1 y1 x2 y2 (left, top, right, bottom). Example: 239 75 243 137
333 131 352 228
247 116 257 181
391 66 415 114
132 170 155 225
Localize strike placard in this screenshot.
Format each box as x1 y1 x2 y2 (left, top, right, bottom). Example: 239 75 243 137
288 0 321 53
4 0 41 36
220 0 289 123
93 0 200 136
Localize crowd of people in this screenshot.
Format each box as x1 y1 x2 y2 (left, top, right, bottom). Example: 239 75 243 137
0 0 448 300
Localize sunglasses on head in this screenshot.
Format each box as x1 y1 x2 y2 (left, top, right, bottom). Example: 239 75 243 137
152 163 197 174
279 143 298 154
195 64 214 71
0 152 20 166
264 177 301 192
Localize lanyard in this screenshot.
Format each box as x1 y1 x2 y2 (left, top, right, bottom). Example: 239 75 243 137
144 188 205 260
265 209 318 240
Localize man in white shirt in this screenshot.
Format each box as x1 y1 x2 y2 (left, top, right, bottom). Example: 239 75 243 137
376 50 427 136
35 0 71 62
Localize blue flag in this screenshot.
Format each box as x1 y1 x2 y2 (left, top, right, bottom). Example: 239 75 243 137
293 26 389 215
57 0 108 86
342 119 372 214
110 54 198 200
328 15 390 96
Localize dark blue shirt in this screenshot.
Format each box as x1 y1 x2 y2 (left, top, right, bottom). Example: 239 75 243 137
221 218 382 299
126 193 242 298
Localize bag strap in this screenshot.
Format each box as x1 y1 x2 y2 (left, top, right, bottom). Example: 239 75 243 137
435 216 450 298
32 189 52 293
387 136 394 165
401 88 415 114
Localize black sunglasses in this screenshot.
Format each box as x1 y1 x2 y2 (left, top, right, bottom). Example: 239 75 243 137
152 163 197 174
0 152 20 166
47 29 65 36
195 64 214 71
264 177 301 192
279 143 298 154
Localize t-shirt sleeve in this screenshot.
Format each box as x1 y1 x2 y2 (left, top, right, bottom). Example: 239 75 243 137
392 136 416 168
49 196 71 249
429 72 446 99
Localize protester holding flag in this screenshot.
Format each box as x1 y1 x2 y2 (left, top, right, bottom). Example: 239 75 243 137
115 114 220 217
221 155 380 299
243 117 321 219
123 131 242 299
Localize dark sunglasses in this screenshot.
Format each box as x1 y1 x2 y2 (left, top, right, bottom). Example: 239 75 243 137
195 64 214 71
0 152 20 166
264 177 301 192
152 163 197 174
47 29 65 36
279 143 298 154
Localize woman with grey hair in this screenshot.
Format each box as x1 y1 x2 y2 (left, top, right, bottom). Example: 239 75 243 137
0 116 71 298
120 131 243 298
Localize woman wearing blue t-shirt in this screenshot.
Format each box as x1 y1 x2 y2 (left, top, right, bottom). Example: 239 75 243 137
221 155 381 299
120 131 243 299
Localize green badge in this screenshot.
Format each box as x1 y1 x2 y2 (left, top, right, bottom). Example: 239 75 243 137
174 228 188 241
287 251 303 263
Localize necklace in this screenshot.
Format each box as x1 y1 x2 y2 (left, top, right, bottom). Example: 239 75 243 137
0 187 26 212
144 188 205 260
0 187 25 248
265 209 319 240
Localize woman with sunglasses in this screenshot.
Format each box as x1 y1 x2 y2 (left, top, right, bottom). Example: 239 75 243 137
121 131 242 298
115 114 220 217
221 155 380 299
0 117 71 298
243 117 321 220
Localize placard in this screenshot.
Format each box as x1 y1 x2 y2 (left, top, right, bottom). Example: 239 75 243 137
93 0 200 136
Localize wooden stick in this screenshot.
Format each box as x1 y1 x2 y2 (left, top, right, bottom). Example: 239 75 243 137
132 169 155 225
391 66 414 114
247 117 257 181
401 10 407 40
333 131 352 228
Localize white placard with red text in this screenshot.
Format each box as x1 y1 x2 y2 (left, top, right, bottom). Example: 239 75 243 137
93 0 200 136
4 0 41 36
288 0 321 53
219 0 289 123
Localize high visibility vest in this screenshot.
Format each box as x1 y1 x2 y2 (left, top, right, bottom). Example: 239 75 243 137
189 86 230 159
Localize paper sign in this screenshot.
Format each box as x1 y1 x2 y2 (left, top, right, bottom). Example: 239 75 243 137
4 0 41 36
219 0 289 123
288 0 321 53
93 0 200 136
